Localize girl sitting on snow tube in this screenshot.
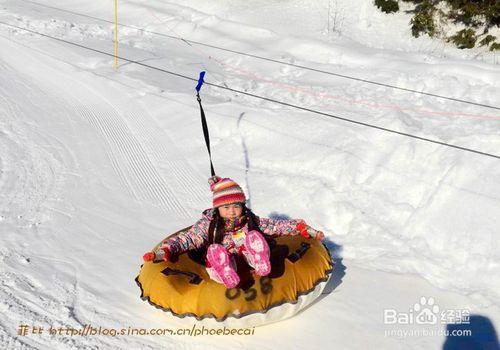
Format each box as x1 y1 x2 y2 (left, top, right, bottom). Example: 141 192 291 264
143 176 324 289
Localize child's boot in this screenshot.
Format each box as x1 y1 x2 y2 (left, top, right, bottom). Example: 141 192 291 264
206 244 240 288
242 230 271 276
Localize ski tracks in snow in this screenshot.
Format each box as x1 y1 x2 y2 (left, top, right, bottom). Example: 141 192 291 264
0 60 84 349
0 26 207 218
0 39 207 348
58 73 206 218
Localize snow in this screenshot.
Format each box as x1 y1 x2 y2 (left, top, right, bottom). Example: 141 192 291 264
1 0 499 349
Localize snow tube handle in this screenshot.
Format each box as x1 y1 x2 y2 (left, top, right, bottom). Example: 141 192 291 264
195 71 206 93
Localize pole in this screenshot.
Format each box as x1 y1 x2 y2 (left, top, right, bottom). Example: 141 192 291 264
114 0 118 70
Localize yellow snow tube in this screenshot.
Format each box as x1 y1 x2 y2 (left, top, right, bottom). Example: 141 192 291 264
135 227 333 327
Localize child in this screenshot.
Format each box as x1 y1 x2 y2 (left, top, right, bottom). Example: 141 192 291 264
143 176 324 289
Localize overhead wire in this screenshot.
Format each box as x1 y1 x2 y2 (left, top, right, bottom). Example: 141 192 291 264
1 21 499 161
17 0 500 113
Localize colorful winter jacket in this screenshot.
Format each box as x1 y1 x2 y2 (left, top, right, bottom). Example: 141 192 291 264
160 208 305 256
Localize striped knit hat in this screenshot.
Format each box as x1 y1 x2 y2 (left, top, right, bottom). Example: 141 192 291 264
208 176 246 208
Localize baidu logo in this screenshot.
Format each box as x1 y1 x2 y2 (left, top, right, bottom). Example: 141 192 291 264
413 296 440 324
384 296 467 325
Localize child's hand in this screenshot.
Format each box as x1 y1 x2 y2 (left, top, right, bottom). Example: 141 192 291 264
297 222 325 241
143 252 155 262
143 247 171 262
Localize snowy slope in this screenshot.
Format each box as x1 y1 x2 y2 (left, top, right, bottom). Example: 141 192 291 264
0 0 499 349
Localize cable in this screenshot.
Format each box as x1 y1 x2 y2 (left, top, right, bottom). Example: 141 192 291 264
1 21 499 161
17 0 500 112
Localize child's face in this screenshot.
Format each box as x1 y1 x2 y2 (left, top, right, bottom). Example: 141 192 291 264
218 203 243 219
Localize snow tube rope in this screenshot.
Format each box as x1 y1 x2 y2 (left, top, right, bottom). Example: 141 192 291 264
195 71 216 177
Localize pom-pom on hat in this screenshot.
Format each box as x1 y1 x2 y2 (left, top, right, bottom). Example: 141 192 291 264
208 176 246 208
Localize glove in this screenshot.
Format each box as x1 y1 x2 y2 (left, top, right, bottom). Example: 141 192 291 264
297 222 324 241
143 252 155 262
142 247 171 262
